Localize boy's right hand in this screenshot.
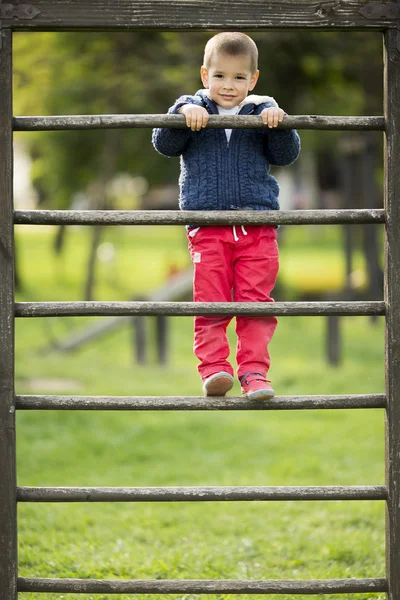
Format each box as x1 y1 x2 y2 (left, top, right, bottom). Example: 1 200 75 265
178 104 209 131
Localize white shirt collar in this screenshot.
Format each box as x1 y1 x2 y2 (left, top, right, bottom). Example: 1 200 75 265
202 89 277 107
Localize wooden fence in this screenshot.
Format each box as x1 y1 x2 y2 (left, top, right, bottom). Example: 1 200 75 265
1 1 399 597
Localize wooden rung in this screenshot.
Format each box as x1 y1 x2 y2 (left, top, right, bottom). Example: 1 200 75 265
15 394 386 411
17 485 387 503
17 576 388 594
13 114 385 132
14 208 385 226
14 300 386 318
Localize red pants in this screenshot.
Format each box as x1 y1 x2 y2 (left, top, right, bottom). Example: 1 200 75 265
187 225 279 380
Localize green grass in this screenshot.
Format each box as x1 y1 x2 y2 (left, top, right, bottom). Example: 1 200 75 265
15 225 385 600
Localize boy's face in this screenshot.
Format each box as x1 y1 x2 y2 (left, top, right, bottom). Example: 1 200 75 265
200 52 259 109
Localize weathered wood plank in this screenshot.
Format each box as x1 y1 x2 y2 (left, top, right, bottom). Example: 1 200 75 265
14 208 385 226
2 0 398 31
17 485 387 502
14 300 386 317
15 393 386 410
0 30 17 600
384 27 400 600
13 114 386 131
17 576 388 595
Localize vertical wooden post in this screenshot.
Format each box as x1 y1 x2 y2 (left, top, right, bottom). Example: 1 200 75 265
326 315 340 366
155 316 168 365
0 29 17 600
133 317 147 364
384 27 400 600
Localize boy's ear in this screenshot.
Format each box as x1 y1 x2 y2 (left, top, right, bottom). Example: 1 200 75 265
248 70 260 91
200 65 209 88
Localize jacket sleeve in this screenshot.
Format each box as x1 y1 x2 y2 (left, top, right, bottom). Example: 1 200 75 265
254 102 301 166
152 95 202 158
264 127 301 166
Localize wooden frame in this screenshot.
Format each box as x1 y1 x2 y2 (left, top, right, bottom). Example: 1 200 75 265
0 0 398 30
1 2 399 597
384 27 400 600
0 29 17 600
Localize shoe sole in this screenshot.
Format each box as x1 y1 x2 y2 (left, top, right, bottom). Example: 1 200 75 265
204 376 234 397
244 389 275 401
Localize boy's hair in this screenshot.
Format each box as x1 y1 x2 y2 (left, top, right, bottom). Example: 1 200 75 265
203 32 258 74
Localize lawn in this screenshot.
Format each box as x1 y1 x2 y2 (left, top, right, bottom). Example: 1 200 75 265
14 224 385 600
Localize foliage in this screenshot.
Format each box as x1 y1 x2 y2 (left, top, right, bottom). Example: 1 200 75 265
13 31 383 207
13 32 204 205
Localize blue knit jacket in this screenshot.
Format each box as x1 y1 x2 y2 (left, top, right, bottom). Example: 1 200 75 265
152 89 301 212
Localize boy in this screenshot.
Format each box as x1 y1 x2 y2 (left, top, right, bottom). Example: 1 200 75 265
152 32 300 400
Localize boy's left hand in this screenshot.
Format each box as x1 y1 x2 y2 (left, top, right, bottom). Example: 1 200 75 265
260 107 285 128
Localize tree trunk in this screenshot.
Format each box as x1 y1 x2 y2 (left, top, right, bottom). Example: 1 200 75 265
54 224 66 255
362 133 383 301
84 224 103 301
83 130 119 300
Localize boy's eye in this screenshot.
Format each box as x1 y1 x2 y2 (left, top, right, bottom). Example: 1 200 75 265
214 74 223 78
236 76 246 80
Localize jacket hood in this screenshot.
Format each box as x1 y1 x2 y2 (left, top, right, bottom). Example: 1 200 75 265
196 89 277 112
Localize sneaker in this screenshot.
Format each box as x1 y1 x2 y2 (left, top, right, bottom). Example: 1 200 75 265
240 372 275 400
202 372 234 397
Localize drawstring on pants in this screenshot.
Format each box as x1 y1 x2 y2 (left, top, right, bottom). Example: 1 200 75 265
189 225 248 242
232 225 248 242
